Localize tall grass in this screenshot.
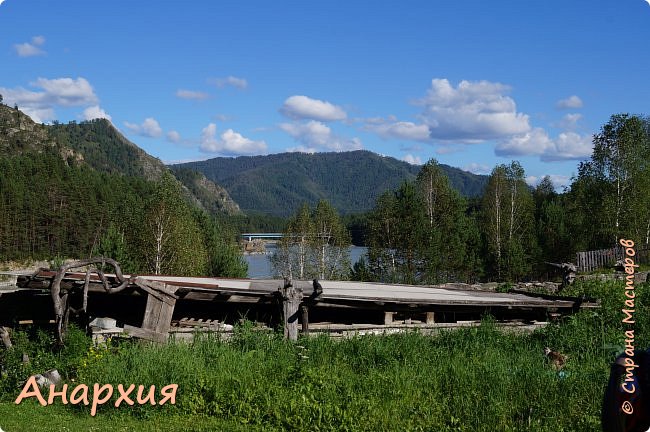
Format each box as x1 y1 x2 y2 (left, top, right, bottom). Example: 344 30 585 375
1 279 647 431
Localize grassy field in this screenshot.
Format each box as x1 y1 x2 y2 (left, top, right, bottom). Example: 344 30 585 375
0 279 647 431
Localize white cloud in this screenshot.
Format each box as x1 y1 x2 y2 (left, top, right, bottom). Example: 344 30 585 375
124 117 163 138
556 95 583 109
463 163 491 175
556 113 582 130
495 128 553 157
82 105 111 121
199 123 266 155
286 145 318 154
402 154 422 165
14 36 46 57
280 95 347 122
31 77 98 106
542 132 593 162
496 128 593 162
525 175 571 190
364 119 430 142
175 89 210 100
166 130 182 143
0 77 98 123
209 76 248 89
417 78 531 142
280 120 362 152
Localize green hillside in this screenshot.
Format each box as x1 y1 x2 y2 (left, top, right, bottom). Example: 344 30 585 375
46 118 241 216
0 104 244 275
172 150 487 216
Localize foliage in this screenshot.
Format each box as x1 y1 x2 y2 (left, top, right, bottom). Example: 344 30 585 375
171 167 242 216
0 151 245 278
271 200 350 280
480 162 536 281
136 172 208 275
365 160 483 284
173 150 488 217
2 278 644 431
569 114 650 250
0 151 155 261
196 210 248 278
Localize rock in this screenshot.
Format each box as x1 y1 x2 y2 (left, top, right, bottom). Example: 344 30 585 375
33 369 62 388
90 317 117 330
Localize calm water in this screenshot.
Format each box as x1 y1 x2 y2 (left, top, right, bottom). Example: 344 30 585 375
244 244 368 279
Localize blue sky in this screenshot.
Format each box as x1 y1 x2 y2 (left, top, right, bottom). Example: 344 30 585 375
1 0 649 189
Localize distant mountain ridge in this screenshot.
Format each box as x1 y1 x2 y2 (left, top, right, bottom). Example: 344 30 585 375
171 150 488 216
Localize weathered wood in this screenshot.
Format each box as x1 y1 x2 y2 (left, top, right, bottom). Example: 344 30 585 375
0 326 12 349
123 325 168 344
574 245 645 273
50 257 132 344
426 312 435 325
301 304 309 335
384 311 395 325
278 280 302 341
135 278 177 336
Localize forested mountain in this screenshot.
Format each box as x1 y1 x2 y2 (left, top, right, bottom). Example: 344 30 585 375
0 104 246 276
172 151 488 216
47 118 241 216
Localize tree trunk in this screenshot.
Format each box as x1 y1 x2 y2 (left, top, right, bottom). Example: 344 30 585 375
279 280 302 341
0 327 12 349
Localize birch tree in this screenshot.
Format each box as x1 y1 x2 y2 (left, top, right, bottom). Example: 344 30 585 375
311 200 351 280
482 162 535 281
271 203 314 279
271 201 350 280
139 172 207 276
572 114 650 248
415 159 468 283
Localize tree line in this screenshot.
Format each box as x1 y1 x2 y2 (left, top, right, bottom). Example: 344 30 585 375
274 113 650 283
0 151 246 278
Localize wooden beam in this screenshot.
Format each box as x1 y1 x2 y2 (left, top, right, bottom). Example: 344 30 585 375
278 280 302 341
124 325 168 344
301 305 309 335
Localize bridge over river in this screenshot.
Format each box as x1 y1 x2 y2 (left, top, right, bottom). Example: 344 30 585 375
240 233 283 242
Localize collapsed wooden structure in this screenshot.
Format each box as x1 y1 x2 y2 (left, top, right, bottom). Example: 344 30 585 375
0 259 599 343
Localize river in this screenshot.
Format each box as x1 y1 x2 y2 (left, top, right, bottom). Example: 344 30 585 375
244 244 368 279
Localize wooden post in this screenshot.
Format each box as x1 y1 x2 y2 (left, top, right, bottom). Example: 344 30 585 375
426 312 435 325
279 280 302 341
301 305 309 336
384 311 395 325
0 327 12 349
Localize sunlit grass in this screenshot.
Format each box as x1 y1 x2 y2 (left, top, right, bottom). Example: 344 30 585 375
1 279 647 431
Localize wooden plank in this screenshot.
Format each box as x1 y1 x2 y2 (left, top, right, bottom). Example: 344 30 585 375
384 312 395 325
155 296 176 334
141 293 161 330
426 312 435 324
301 305 309 335
124 325 168 343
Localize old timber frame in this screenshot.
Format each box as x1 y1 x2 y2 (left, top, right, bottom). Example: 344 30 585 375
0 260 599 343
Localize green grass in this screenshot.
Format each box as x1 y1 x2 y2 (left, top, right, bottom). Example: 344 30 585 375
1 279 648 431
